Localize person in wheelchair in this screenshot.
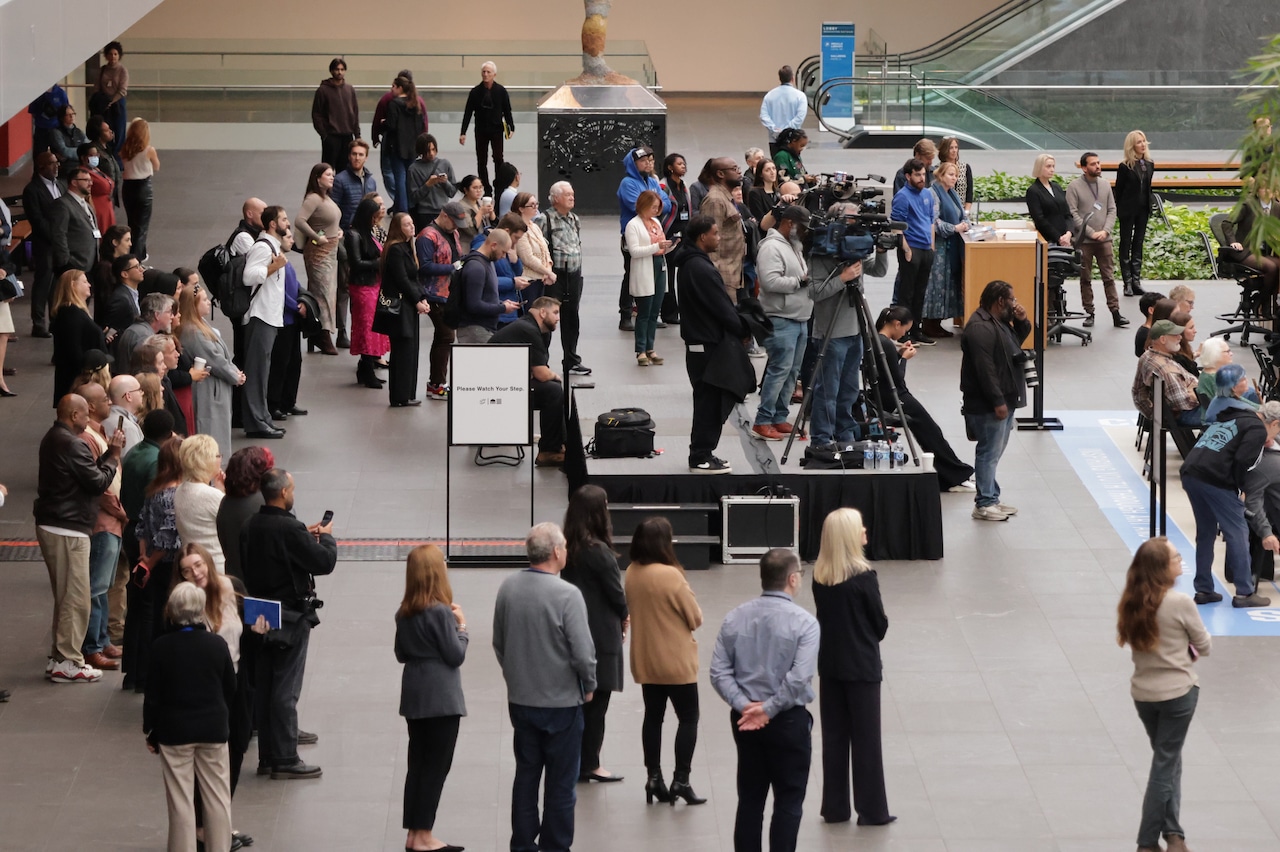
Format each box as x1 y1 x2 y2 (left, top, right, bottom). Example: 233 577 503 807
1221 183 1279 317
872 306 976 492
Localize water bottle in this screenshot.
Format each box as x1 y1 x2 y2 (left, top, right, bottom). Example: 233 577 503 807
863 442 874 469
893 442 906 469
875 441 889 470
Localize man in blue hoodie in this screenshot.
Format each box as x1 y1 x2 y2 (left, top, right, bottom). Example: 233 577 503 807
616 146 671 331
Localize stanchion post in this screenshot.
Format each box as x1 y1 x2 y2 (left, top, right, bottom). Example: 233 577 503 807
1018 239 1063 432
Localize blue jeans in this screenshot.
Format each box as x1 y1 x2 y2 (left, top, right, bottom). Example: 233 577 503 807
634 268 665 354
965 411 1015 508
1134 687 1198 848
382 152 413 215
509 703 583 852
83 531 120 655
810 335 863 446
1181 475 1254 596
757 317 808 426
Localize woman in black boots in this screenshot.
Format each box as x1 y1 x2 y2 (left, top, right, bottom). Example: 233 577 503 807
1116 130 1154 296
379 212 429 407
344 194 389 389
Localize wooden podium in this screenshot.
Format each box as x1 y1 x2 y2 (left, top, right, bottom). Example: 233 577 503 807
962 233 1047 327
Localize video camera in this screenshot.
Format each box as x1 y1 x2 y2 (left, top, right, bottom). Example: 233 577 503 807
795 174 905 263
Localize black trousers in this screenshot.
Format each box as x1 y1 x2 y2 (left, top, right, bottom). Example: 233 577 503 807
533 378 565 452
819 680 889 824
267 323 302 413
29 240 54 332
1118 207 1150 277
732 706 812 852
899 393 974 489
661 258 681 321
580 689 612 774
617 236 633 316
122 177 153 260
640 682 699 776
546 267 583 369
685 349 736 465
473 126 505 194
230 321 245 428
121 559 173 691
321 133 354 172
388 326 421 405
895 246 935 329
403 715 461 831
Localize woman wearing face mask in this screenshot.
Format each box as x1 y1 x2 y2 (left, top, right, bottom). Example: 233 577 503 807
77 142 116 231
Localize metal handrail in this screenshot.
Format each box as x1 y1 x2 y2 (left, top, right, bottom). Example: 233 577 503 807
62 82 663 93
921 83 1269 91
922 75 1085 149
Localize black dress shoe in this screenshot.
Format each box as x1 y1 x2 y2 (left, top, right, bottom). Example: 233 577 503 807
1082 314 1095 328
297 729 319 745
0 388 15 398
1112 311 1131 328
270 410 289 421
661 316 681 325
246 429 285 439
2 367 15 376
270 761 322 780
286 406 308 416
579 771 625 783
31 328 52 339
390 400 422 407
374 361 389 370
857 815 898 826
618 316 634 332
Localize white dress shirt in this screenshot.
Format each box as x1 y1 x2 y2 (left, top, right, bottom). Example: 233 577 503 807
242 232 285 327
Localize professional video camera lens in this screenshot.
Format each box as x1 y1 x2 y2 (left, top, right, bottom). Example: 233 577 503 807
1020 351 1040 388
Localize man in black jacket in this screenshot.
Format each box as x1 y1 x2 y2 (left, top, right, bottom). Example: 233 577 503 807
35 394 125 683
241 469 337 779
22 151 63 336
960 280 1031 521
679 215 751 474
458 61 514 195
99 254 144 337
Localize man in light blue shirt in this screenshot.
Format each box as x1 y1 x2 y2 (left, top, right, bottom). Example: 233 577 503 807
711 548 821 852
760 67 809 157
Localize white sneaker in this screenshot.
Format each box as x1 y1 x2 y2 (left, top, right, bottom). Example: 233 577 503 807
947 481 977 493
972 505 1009 522
45 657 55 680
49 659 103 684
995 503 1018 516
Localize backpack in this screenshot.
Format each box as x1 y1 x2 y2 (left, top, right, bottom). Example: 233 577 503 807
441 255 483 330
587 408 656 458
199 228 269 322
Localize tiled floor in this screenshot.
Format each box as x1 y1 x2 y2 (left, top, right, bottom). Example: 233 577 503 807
2 99 1277 851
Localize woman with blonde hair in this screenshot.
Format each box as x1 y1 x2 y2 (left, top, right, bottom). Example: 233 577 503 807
173 434 226 573
1025 153 1072 248
1116 129 1154 295
623 516 705 806
812 508 892 826
395 544 468 852
50 269 106 406
119 117 160 260
296 162 344 354
178 280 244 457
1118 537 1210 852
922 160 969 339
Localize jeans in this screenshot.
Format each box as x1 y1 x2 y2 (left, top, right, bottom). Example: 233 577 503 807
810 335 864 446
634 269 665 353
1134 687 1198 848
965 410 1016 508
508 703 583 852
1182 475 1254 596
382 152 413 215
256 617 311 767
757 317 808 426
732 706 813 852
83 531 121 656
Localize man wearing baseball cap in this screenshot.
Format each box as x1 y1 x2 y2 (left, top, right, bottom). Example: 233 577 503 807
617 145 670 331
1132 318 1201 427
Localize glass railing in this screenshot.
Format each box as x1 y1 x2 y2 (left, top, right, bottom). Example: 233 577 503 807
115 38 658 123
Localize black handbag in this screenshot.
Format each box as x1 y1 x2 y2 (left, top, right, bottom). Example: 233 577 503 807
372 287 402 337
588 408 656 458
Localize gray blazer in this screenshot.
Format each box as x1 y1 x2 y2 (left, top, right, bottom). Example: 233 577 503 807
49 194 98 272
396 603 468 719
180 325 239 459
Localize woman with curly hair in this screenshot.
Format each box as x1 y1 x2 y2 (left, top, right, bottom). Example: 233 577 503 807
215 446 274 582
1117 537 1211 852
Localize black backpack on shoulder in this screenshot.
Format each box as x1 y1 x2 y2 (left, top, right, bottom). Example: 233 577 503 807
588 408 656 458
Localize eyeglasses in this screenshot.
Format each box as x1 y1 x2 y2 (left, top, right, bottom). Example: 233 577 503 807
523 201 539 209
124 262 141 272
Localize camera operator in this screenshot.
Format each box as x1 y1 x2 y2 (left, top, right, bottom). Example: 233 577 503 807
240 468 337 779
808 203 889 453
891 158 938 345
753 206 813 441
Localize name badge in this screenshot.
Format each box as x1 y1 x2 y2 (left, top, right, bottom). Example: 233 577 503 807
92 228 102 239
1092 202 1103 211
679 210 690 220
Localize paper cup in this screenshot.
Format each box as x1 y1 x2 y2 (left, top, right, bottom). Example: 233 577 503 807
920 452 935 473
193 357 207 372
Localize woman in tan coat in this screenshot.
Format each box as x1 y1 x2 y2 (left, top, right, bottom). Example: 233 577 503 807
623 517 706 807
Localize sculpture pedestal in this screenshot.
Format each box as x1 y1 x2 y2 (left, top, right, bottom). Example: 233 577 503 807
537 84 667 216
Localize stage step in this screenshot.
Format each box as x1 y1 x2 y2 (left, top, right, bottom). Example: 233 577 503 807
614 535 721 572
609 503 718 537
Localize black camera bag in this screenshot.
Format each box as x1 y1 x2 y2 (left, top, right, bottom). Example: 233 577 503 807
588 408 656 458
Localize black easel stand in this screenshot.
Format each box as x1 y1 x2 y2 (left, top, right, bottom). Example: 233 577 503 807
1017 241 1064 432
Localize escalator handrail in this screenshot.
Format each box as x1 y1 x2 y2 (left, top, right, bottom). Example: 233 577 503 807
920 75 1086 150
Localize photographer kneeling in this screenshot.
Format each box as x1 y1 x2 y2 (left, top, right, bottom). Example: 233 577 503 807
805 202 888 452
753 206 813 441
240 469 338 779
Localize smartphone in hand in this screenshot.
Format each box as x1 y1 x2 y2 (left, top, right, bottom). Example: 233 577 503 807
320 510 334 527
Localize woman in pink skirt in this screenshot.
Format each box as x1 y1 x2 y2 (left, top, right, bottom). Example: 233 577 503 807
344 194 391 388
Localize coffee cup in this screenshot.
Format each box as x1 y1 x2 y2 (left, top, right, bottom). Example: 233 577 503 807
921 452 935 473
193 357 207 372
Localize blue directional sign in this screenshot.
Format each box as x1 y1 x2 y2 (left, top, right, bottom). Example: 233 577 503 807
821 22 857 120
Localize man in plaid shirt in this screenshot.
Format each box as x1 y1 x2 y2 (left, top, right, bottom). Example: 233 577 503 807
1132 319 1202 426
538 181 591 376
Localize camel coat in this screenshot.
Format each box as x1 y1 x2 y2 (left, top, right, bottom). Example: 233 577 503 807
623 561 703 685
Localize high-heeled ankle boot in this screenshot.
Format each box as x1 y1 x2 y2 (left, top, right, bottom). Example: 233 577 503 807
668 772 706 806
644 770 670 805
315 330 339 356
356 358 384 389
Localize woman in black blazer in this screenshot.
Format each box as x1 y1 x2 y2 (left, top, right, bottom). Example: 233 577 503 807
812 507 893 827
1025 153 1073 247
1222 187 1280 312
1115 130 1154 295
395 544 468 852
561 484 629 783
143 582 237 852
379 212 430 407
344 194 389 389
49 269 106 406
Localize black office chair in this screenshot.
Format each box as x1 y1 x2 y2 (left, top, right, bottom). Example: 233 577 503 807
1252 343 1280 401
1045 245 1091 346
1206 213 1270 345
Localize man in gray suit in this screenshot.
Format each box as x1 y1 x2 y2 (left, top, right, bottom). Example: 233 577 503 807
48 166 99 275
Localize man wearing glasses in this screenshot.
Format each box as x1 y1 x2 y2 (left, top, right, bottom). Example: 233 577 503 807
104 374 145 454
698 157 747 302
49 167 100 275
99 254 145 338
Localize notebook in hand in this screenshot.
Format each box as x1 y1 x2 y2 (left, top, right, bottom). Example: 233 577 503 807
243 596 282 630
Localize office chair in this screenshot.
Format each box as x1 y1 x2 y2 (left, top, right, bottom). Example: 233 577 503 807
1206 213 1270 345
1045 245 1091 345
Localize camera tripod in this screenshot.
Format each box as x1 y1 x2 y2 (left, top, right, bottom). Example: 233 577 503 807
779 258 921 466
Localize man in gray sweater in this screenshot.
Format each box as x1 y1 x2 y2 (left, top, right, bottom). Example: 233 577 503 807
493 522 597 852
754 206 814 441
1067 152 1129 329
